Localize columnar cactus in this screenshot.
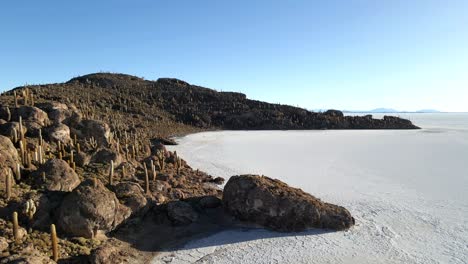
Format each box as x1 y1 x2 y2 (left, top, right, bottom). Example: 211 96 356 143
15 163 21 181
51 224 59 262
12 211 19 242
25 199 37 220
109 160 114 186
144 163 150 194
5 169 12 200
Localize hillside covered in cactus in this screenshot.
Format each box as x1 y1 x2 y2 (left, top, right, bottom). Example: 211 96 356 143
0 73 416 263
2 73 418 133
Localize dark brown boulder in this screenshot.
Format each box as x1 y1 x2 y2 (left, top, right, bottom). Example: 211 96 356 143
0 122 26 139
90 148 122 166
223 175 355 231
324 109 344 118
33 159 80 192
45 123 72 144
75 151 91 167
166 201 198 225
12 106 49 127
57 179 131 238
76 120 111 147
199 195 222 209
113 182 147 215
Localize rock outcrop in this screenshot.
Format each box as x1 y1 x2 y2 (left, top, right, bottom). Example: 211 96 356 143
57 179 131 238
33 159 80 192
223 175 355 231
0 135 20 172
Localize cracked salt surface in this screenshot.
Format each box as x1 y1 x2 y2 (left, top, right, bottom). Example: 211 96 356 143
153 114 468 264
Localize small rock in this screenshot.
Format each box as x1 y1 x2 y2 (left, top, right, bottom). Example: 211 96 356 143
211 177 225 185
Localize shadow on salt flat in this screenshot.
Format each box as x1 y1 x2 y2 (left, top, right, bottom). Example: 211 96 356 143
160 227 333 252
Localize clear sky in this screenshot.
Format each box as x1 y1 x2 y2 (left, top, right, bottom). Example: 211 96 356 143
1 0 467 112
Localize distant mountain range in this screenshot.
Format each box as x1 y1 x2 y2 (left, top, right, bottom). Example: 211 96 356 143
342 108 441 113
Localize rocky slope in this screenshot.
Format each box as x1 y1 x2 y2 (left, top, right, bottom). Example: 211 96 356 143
2 73 418 135
0 73 418 263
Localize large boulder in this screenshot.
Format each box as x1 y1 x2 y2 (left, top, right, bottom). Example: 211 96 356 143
37 102 82 127
90 148 122 166
12 106 49 127
77 120 111 147
0 122 26 138
45 123 72 144
0 135 20 172
223 175 355 231
33 159 80 192
113 182 147 215
57 179 131 238
166 201 199 225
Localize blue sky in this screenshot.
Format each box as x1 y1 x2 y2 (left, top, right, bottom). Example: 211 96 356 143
1 1 467 112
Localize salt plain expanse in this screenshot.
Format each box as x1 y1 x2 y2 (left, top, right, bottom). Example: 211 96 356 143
154 113 468 264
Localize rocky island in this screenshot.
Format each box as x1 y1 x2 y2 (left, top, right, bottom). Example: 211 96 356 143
0 73 418 263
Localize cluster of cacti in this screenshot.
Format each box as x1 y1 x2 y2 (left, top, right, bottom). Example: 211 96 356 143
85 136 98 151
13 88 35 107
24 199 37 220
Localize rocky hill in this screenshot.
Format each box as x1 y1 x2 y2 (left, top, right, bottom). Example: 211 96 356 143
2 73 419 136
0 73 417 263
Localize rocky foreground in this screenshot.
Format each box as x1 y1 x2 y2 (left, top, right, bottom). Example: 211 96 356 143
0 74 418 263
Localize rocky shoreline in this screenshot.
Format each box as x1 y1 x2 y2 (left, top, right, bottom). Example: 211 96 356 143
0 74 418 263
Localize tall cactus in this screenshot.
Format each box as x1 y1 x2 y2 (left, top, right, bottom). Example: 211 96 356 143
51 224 59 262
12 211 19 242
